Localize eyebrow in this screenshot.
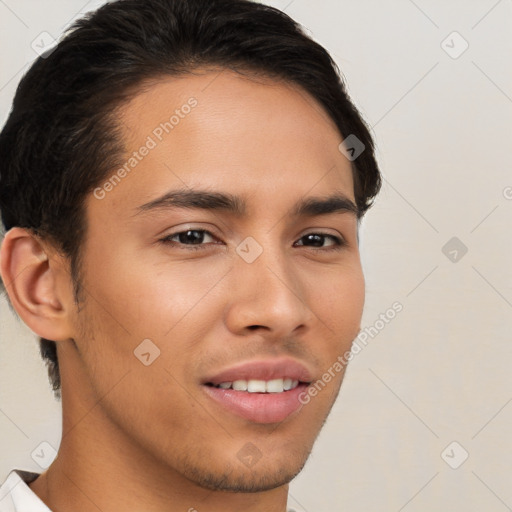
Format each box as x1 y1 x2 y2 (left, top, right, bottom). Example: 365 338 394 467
135 188 359 218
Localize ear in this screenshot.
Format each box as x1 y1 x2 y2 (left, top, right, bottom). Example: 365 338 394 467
0 227 74 342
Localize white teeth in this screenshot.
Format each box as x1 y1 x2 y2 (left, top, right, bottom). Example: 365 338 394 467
266 378 284 393
216 378 300 393
232 380 248 391
247 380 267 393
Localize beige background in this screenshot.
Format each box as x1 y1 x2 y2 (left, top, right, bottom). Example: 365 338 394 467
1 1 511 510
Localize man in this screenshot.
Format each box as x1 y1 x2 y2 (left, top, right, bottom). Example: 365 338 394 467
0 0 381 510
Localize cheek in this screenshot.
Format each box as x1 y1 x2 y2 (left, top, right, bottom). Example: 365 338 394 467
80 235 229 340
339 269 365 332
312 263 365 345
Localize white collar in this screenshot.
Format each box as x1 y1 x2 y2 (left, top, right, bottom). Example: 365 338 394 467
0 470 51 512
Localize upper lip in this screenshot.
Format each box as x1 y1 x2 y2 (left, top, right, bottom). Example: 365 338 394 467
203 357 313 386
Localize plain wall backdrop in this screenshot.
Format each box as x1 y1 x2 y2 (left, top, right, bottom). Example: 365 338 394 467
1 1 511 510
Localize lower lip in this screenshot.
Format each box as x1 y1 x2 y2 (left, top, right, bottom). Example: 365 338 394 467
203 384 308 424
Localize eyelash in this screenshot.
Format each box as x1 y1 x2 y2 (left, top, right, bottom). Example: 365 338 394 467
159 229 346 252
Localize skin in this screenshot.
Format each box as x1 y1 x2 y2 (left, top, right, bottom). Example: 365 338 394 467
0 68 365 512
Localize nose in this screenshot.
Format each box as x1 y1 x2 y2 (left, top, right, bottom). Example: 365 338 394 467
223 240 316 339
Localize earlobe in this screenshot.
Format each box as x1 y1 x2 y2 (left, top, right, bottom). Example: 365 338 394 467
0 227 74 341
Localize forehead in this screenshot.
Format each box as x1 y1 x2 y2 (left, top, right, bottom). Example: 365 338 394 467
92 69 355 218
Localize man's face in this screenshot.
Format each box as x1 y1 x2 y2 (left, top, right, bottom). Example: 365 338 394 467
67 69 364 491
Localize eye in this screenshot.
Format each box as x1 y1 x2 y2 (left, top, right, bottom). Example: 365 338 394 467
160 229 219 251
294 232 346 251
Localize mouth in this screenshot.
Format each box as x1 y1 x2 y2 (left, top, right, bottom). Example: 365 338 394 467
201 358 313 424
205 377 303 393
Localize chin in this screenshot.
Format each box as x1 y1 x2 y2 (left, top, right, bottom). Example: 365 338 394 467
185 464 304 493
177 446 311 493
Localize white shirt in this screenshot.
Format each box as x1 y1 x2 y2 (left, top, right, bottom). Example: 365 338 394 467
0 470 50 511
